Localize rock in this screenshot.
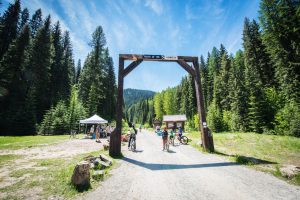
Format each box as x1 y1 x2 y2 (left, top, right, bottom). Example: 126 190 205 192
84 155 97 163
94 158 110 170
280 165 300 179
196 141 203 147
71 161 90 188
103 144 109 151
99 154 113 166
92 170 104 181
89 163 95 169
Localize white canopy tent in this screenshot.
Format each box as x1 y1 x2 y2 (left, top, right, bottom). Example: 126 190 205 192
79 114 108 124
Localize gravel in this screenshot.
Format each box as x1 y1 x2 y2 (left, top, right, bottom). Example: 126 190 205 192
80 130 300 200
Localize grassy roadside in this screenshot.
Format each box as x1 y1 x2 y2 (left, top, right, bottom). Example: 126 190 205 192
0 150 115 200
0 135 70 150
188 131 300 185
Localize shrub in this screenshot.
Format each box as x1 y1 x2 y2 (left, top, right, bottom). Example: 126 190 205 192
207 101 224 132
275 100 300 137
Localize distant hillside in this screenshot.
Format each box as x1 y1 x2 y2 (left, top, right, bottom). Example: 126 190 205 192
123 88 155 108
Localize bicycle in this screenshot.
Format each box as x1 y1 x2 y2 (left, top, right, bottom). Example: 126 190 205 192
177 134 189 145
129 134 136 151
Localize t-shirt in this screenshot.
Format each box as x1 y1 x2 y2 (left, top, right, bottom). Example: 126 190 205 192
162 130 168 138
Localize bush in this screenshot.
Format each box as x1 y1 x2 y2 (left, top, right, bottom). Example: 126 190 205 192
207 101 224 132
275 100 300 137
39 86 87 135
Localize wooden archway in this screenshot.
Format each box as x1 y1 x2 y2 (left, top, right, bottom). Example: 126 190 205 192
109 54 214 156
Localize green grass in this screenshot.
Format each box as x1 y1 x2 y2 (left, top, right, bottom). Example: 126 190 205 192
188 131 300 185
0 154 23 165
0 135 70 150
1 150 114 199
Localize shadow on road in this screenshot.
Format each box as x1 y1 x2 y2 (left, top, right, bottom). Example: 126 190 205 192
122 157 239 171
214 151 277 165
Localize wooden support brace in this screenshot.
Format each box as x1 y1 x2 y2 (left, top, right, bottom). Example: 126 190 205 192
123 60 143 77
177 60 196 77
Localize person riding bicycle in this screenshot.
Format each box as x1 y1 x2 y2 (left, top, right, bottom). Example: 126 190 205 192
128 123 137 149
178 126 183 138
162 127 168 150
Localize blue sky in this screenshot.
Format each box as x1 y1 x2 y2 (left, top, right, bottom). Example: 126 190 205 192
1 0 260 92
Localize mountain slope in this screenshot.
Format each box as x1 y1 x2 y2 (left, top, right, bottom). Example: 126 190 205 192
123 88 155 108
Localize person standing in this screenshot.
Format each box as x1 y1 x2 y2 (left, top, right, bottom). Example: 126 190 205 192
96 124 101 143
162 127 168 151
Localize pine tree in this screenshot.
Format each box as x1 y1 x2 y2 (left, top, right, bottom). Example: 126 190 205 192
243 18 268 133
0 24 31 135
18 8 29 33
0 0 20 59
75 59 81 84
29 9 42 38
30 15 52 122
200 55 208 111
259 0 300 101
61 31 73 100
230 50 248 131
50 21 64 105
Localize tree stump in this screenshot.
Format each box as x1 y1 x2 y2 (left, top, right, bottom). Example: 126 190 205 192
71 161 90 189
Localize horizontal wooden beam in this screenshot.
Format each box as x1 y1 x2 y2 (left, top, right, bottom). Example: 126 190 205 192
123 60 143 77
119 54 197 62
177 59 196 77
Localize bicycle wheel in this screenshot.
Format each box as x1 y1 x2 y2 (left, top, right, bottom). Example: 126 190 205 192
130 140 136 151
181 136 188 145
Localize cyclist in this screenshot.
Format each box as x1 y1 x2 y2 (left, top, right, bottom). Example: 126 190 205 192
162 127 168 151
128 123 137 150
178 126 183 138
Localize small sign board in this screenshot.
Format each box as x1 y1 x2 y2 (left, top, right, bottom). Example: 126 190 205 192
142 55 178 60
164 56 178 60
143 55 163 59
203 122 207 128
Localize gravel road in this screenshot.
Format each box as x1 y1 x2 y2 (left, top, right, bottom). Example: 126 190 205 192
80 130 300 200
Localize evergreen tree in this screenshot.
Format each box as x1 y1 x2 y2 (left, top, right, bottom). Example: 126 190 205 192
18 8 29 33
200 55 208 110
230 50 248 131
50 21 63 105
259 0 300 101
0 0 20 59
243 18 268 132
0 24 32 135
75 59 81 84
61 31 73 100
30 15 52 122
29 9 42 38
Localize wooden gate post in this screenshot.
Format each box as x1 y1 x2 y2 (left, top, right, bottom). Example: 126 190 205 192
109 57 124 157
193 59 214 152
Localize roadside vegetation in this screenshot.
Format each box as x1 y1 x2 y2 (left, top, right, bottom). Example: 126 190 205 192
0 137 114 199
0 135 69 150
188 131 300 185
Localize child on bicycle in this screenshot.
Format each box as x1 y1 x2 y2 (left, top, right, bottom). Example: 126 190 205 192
162 127 168 150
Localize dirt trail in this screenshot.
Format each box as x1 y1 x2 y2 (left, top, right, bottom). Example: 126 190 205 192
80 130 300 200
0 138 107 199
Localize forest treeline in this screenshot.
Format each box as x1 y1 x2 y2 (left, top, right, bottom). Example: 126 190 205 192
128 0 300 137
0 0 116 135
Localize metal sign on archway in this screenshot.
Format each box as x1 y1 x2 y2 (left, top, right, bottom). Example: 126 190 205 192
109 54 214 156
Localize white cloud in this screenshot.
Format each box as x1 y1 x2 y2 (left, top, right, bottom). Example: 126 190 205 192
145 0 163 15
